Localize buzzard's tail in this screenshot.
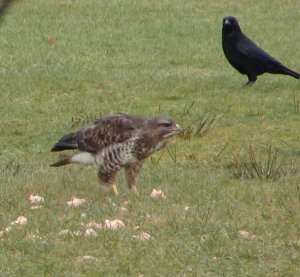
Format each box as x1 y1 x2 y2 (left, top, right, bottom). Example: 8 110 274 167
51 132 78 152
50 155 71 167
50 152 96 167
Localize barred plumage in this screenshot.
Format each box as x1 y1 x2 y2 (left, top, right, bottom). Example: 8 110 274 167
50 113 181 196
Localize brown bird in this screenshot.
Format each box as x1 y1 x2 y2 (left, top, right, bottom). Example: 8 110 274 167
50 113 182 196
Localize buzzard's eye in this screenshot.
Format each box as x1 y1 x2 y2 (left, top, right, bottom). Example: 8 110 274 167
162 123 172 127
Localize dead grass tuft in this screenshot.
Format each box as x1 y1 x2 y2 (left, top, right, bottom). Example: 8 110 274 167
227 144 299 181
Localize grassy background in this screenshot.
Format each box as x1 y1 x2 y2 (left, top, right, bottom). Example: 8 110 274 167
0 0 299 275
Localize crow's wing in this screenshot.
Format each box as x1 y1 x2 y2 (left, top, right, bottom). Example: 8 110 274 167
236 36 282 70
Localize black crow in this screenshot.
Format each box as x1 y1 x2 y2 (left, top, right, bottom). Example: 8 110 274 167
222 16 300 85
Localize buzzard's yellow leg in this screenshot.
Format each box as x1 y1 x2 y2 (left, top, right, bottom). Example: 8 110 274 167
124 162 143 196
99 183 118 196
98 170 119 197
111 184 119 196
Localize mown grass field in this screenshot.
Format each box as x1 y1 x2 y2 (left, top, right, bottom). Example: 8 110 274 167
0 0 299 275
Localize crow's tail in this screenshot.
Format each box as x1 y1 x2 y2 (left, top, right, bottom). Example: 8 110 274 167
280 66 300 79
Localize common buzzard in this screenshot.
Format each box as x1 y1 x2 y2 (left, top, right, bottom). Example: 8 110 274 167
51 113 182 196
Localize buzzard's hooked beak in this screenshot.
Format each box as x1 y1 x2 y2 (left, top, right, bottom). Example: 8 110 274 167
171 123 182 135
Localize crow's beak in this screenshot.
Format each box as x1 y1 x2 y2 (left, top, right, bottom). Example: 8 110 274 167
224 19 231 25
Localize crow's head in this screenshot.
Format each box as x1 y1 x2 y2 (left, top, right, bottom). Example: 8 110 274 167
222 16 242 34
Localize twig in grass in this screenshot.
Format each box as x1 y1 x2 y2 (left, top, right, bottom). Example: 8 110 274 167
151 147 166 165
292 92 299 113
180 113 222 140
249 144 262 180
194 114 217 137
213 143 228 162
296 184 300 204
182 101 196 116
228 144 299 181
166 145 177 163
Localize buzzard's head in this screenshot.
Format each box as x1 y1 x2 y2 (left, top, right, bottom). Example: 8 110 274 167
146 117 182 140
222 16 242 35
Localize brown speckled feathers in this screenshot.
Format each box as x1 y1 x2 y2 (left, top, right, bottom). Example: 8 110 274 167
51 113 144 153
50 113 182 196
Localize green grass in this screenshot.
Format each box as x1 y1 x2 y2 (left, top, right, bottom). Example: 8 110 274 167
0 0 300 275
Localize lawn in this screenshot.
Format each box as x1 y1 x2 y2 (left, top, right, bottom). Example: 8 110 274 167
0 0 299 275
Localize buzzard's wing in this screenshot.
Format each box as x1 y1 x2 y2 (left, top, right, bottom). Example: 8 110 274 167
76 114 145 153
